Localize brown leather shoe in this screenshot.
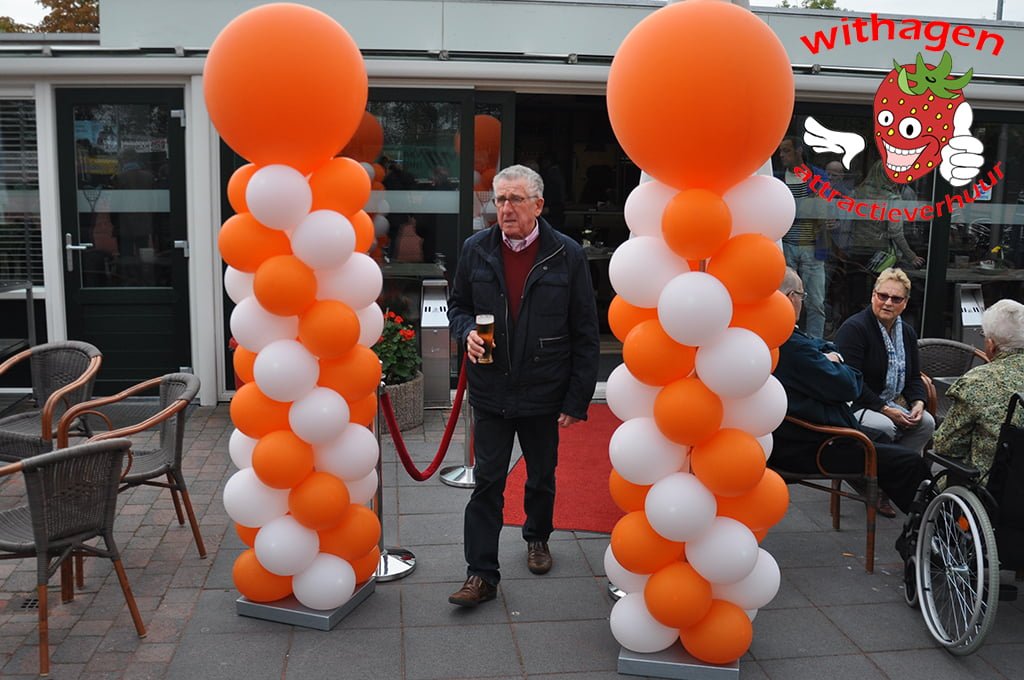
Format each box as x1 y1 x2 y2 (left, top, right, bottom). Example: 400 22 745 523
527 541 552 575
448 576 497 607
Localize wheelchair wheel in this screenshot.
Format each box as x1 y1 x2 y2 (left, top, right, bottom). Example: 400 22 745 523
903 556 918 608
915 485 999 655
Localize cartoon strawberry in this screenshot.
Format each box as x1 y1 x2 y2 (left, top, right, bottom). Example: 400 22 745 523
873 51 973 184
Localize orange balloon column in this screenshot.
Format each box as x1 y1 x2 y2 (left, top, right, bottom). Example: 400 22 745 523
605 0 793 664
208 3 383 612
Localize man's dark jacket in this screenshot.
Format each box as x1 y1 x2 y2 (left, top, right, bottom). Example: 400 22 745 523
774 327 863 430
448 218 599 420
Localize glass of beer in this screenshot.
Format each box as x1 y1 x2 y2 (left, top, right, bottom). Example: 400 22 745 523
476 314 495 364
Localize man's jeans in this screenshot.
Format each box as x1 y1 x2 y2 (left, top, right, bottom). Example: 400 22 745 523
783 243 826 339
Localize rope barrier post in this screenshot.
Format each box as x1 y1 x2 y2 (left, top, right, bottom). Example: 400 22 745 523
440 398 475 488
372 381 416 582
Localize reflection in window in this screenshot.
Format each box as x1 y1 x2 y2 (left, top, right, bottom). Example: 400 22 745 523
0 100 42 285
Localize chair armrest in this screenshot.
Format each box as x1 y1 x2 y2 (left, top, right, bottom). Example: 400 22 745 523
87 397 188 442
783 415 878 479
56 374 162 447
41 354 104 443
974 348 990 364
921 373 938 418
0 347 32 378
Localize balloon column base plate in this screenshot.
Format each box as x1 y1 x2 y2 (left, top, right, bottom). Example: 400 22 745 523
439 464 475 488
618 643 738 679
236 578 375 631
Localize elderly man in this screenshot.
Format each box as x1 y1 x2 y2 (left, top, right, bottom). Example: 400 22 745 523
934 299 1024 476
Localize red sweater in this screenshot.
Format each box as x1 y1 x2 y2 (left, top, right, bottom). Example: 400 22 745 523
503 239 540 323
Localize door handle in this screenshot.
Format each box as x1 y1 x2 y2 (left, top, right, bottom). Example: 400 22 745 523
173 240 190 258
64 234 94 271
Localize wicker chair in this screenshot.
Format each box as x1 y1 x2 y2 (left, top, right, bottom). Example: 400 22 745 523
917 338 989 424
0 341 102 463
0 439 146 676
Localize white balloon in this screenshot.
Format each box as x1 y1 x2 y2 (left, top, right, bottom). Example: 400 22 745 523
375 198 391 217
222 468 288 528
609 418 688 486
315 425 379 481
657 272 733 347
246 164 312 231
289 387 350 445
712 548 781 610
746 609 758 622
253 339 320 403
230 297 299 353
292 553 356 610
723 175 796 241
359 161 374 179
317 253 383 309
623 180 678 238
644 472 717 542
228 428 257 469
608 236 689 308
291 210 356 271
720 376 787 436
224 267 254 304
695 328 771 399
686 517 759 585
347 468 378 505
605 364 658 421
355 302 385 347
254 515 320 576
604 545 649 594
372 214 390 239
756 433 774 460
609 593 679 654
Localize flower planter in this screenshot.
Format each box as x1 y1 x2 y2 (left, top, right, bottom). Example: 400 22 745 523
382 371 424 433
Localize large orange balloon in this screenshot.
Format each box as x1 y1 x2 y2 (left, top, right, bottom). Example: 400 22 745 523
607 0 793 192
348 392 378 427
319 504 381 561
730 291 796 349
454 114 502 172
679 599 754 664
644 562 713 629
233 346 256 385
610 511 686 574
251 430 315 489
227 164 257 214
653 378 722 446
233 548 292 602
253 255 317 317
319 345 382 402
690 428 766 497
609 469 650 513
219 213 292 273
351 546 381 584
662 189 732 261
350 210 375 253
340 111 384 163
230 383 291 438
716 468 790 532
624 319 697 386
707 234 786 305
310 157 372 217
299 300 360 359
289 471 351 530
608 296 659 343
203 4 368 174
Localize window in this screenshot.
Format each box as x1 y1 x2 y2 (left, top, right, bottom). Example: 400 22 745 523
0 99 41 285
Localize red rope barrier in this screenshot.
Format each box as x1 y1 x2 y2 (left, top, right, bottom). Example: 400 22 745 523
381 358 468 482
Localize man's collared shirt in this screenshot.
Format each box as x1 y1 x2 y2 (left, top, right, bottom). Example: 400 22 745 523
502 220 540 252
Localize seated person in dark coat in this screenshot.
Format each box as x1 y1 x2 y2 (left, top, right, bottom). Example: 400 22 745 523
770 268 929 516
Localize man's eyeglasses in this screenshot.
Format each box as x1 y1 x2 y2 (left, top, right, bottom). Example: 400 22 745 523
492 195 536 207
787 289 807 300
874 291 907 305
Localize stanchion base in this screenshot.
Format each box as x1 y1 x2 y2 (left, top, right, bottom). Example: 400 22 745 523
376 546 416 582
618 643 738 679
439 464 475 488
236 578 375 631
607 581 625 601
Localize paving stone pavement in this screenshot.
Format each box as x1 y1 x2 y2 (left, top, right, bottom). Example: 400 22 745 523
1 403 1023 679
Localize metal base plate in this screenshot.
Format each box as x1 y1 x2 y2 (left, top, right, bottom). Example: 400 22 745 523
618 643 739 679
439 464 475 488
607 581 625 601
376 546 416 582
236 578 375 631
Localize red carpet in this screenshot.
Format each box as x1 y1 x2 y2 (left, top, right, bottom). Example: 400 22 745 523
503 404 622 534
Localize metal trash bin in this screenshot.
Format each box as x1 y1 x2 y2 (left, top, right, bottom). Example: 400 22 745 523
420 279 451 407
954 283 986 350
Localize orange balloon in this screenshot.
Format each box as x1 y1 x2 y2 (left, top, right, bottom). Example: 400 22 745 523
230 383 291 438
609 469 651 513
319 345 382 402
753 527 769 543
623 319 697 386
690 429 766 498
233 346 256 384
606 1 793 192
228 163 257 214
455 115 502 172
289 471 351 530
203 4 368 174
340 111 384 163
610 511 686 574
319 504 381 561
716 469 789 532
235 523 258 548
480 167 497 190
351 546 381 584
309 157 372 217
350 210 375 253
251 430 315 489
770 346 780 372
371 163 385 183
644 562 713 629
707 234 786 305
608 296 658 344
219 213 292 273
662 189 732 261
348 392 378 427
253 255 317 317
730 291 796 349
679 600 753 665
233 548 292 602
299 300 360 359
653 378 722 446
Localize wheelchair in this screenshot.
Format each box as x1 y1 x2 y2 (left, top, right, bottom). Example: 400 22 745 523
897 391 1024 655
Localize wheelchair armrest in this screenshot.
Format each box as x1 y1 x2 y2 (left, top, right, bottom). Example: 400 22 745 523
925 450 982 480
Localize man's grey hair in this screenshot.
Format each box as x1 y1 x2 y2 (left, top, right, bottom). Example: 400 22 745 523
493 164 544 198
982 299 1024 351
779 266 801 294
